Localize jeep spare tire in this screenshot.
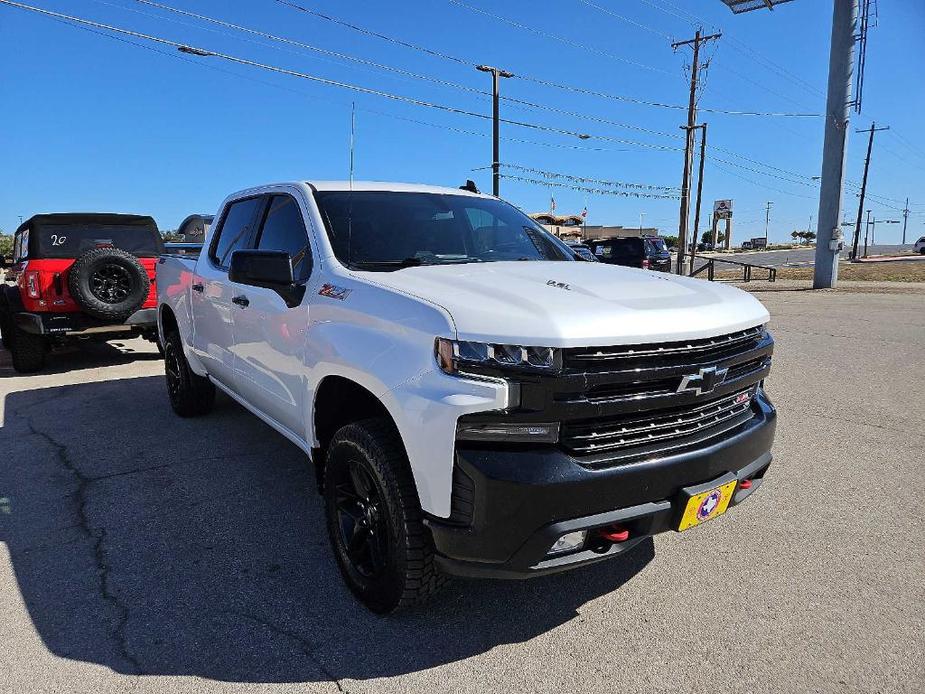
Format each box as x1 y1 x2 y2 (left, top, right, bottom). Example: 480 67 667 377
68 247 150 321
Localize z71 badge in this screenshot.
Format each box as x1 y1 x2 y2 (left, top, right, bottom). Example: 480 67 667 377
318 283 352 301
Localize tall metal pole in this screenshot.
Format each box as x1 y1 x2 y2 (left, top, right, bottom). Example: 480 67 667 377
672 30 720 275
477 64 513 197
689 123 707 275
850 121 889 260
764 201 773 245
863 210 871 257
902 197 910 245
814 0 858 288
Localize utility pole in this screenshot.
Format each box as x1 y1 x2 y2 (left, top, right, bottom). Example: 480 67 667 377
814 0 858 288
850 121 889 259
764 201 773 245
672 30 721 275
476 64 513 197
863 211 871 257
689 123 707 275
902 197 910 245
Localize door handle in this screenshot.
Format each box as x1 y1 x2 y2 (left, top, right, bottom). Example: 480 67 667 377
231 295 250 308
192 283 204 293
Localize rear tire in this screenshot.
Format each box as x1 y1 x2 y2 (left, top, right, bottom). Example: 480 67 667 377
10 323 47 373
163 330 214 417
324 418 445 614
0 311 12 350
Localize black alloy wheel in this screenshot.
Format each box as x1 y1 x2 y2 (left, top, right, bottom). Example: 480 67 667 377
163 330 215 417
331 457 392 580
323 419 445 613
89 263 133 304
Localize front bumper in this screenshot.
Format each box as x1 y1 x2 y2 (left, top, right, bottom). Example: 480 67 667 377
14 308 157 336
427 391 776 579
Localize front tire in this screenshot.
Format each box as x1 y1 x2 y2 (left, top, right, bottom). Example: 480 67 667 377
324 418 445 614
10 323 47 373
163 330 215 417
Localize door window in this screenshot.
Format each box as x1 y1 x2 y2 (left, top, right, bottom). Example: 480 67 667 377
211 197 263 269
255 195 313 281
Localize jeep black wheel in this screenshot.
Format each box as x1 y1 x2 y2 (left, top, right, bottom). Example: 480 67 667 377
324 418 445 613
163 330 214 417
68 247 150 321
10 324 47 373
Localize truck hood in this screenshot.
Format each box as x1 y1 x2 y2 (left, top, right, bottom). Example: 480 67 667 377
359 261 770 347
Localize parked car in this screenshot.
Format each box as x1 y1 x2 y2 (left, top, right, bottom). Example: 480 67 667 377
158 181 776 613
914 236 925 254
564 240 598 262
589 235 672 272
0 213 162 372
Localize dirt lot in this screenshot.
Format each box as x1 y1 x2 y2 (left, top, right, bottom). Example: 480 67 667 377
1 288 923 694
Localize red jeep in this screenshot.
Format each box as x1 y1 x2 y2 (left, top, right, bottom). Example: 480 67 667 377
0 213 163 373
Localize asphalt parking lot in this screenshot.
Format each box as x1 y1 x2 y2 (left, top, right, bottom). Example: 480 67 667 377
1 287 923 694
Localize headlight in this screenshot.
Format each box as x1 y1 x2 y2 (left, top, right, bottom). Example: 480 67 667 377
435 338 560 375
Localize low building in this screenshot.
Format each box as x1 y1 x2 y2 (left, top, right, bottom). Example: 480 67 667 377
529 214 660 242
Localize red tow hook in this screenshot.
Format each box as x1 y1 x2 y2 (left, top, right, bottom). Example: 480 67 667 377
739 478 753 491
597 524 630 543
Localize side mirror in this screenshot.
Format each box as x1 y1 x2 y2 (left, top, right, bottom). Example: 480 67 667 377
229 249 294 288
229 249 306 308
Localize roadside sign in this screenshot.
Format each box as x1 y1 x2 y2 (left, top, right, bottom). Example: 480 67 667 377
714 200 733 219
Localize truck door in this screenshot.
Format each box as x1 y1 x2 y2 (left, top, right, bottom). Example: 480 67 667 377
230 193 313 435
190 196 264 387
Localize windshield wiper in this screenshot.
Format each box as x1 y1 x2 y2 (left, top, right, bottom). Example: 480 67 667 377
350 257 431 270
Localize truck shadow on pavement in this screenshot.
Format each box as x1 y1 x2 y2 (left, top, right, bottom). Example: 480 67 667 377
0 375 653 684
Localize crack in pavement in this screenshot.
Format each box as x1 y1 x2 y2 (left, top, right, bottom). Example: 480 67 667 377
241 613 350 693
24 417 144 676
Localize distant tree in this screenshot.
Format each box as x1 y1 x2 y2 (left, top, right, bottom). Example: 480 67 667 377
161 230 184 242
805 231 816 244
791 231 801 243
0 232 12 259
662 234 679 249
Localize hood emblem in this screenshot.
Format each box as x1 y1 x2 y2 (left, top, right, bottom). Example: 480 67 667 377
677 366 728 396
546 280 571 291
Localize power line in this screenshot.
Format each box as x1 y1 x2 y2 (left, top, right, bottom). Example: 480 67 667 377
501 164 680 191
447 0 673 75
0 0 619 142
499 174 680 200
271 0 820 117
576 0 674 41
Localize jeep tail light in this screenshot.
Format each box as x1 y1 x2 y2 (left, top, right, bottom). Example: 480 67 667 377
641 259 650 269
25 271 41 299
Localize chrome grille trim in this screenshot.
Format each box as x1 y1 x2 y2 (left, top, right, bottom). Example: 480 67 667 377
565 326 764 364
560 388 756 454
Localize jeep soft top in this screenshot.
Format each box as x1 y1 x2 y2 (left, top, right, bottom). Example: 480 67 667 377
1 212 163 372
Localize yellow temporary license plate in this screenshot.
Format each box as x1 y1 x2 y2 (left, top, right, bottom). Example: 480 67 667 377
678 480 738 531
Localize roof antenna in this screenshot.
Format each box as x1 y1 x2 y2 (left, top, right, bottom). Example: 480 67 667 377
349 101 356 187
460 179 480 194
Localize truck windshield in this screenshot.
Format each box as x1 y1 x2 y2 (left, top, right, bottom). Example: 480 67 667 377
313 191 572 270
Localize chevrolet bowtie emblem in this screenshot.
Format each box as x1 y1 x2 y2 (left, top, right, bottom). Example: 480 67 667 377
677 366 729 396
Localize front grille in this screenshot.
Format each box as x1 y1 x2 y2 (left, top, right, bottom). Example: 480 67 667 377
457 325 772 467
560 387 756 456
564 326 765 372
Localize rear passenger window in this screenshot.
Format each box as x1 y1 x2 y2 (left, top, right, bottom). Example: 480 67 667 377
211 197 263 268
256 195 312 281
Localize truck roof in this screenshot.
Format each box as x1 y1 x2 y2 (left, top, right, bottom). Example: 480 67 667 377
306 180 489 197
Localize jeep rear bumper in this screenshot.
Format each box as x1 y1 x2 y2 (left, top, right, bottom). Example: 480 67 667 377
13 308 157 336
426 391 776 579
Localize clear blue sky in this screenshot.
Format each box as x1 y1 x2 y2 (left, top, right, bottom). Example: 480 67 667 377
1 0 923 243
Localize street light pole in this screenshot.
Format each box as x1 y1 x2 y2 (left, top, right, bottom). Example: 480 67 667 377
476 64 513 197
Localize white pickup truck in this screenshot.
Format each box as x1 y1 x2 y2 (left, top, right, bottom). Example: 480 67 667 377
157 181 776 613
